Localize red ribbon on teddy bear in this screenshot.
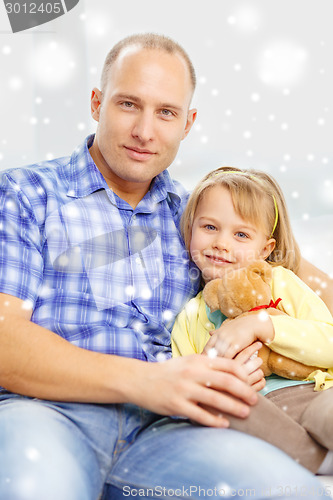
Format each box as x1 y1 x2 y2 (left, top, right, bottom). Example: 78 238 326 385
249 297 282 312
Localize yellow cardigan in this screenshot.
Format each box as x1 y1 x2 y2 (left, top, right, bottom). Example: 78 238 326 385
171 266 333 391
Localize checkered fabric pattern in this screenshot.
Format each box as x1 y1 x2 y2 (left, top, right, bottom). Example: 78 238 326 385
0 135 200 361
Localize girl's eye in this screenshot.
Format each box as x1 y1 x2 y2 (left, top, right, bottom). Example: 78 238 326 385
236 232 248 239
204 224 216 231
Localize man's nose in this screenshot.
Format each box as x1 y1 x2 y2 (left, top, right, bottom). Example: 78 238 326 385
132 111 154 143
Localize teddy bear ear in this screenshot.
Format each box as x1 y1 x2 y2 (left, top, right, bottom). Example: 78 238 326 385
248 260 273 284
202 279 222 311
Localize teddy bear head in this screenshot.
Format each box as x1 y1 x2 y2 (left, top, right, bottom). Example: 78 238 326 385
202 260 273 318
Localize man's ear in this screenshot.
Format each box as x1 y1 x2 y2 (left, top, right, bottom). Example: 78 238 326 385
182 108 197 140
261 238 276 260
91 88 102 122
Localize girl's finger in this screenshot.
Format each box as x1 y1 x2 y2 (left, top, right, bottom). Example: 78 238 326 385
234 341 263 365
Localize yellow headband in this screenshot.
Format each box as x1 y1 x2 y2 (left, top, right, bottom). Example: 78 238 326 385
270 195 279 237
210 170 278 238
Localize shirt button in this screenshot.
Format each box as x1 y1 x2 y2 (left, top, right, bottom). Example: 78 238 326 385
132 215 137 221
136 257 141 265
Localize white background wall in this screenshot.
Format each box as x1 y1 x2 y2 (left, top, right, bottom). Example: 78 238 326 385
0 0 332 273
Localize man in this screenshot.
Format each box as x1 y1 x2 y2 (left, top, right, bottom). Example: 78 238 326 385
0 33 329 499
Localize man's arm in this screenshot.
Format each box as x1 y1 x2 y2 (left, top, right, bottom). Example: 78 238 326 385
0 293 257 428
298 258 333 314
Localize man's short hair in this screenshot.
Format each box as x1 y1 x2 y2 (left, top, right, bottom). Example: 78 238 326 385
100 32 196 94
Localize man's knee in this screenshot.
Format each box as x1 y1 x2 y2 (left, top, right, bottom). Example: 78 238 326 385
0 398 102 500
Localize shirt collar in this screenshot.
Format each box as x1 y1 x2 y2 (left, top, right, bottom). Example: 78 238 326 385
147 169 182 214
67 134 108 199
67 135 182 213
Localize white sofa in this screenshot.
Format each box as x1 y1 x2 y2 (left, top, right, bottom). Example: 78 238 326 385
293 214 333 278
293 215 333 495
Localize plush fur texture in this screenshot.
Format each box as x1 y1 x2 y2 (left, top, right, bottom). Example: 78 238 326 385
203 260 318 380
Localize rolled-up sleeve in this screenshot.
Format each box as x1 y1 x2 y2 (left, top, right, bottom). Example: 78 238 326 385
0 172 43 305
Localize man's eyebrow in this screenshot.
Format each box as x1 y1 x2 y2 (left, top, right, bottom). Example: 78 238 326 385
113 93 143 103
113 93 183 112
159 102 183 112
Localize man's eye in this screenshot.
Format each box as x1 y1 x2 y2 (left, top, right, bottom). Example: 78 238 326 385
122 101 134 108
161 109 173 116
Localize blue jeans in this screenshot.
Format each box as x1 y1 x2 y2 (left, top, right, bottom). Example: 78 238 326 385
0 393 327 499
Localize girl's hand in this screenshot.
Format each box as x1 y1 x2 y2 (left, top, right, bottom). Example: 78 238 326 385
234 341 266 392
203 313 274 359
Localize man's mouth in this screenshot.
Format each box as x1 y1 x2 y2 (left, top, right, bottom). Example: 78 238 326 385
124 146 156 161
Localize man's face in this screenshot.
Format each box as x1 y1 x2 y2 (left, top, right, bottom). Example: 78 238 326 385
90 46 196 203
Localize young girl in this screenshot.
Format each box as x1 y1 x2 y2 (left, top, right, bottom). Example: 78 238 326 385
171 166 333 475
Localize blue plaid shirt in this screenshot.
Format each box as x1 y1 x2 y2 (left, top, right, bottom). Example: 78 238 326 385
0 135 200 361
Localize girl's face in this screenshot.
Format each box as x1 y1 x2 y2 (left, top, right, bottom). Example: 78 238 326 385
190 185 275 283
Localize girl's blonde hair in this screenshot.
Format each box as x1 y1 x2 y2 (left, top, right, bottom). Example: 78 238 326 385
181 166 301 273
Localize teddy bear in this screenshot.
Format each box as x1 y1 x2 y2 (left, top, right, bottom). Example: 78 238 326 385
202 260 319 380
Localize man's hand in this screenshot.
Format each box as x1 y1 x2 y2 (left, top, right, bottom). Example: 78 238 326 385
298 258 333 315
133 354 258 428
